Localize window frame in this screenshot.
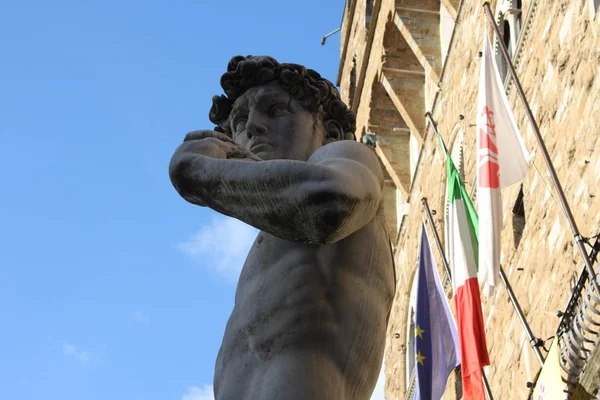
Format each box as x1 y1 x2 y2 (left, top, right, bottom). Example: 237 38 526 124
494 0 523 82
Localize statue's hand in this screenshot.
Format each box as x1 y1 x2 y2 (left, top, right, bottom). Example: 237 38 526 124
169 130 262 207
181 130 262 161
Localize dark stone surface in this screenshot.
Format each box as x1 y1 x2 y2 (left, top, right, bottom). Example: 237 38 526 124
169 56 395 400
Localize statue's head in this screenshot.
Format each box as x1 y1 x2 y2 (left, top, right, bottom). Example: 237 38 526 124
209 56 356 161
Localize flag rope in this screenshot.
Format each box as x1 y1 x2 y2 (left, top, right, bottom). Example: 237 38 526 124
468 159 566 228
531 161 567 221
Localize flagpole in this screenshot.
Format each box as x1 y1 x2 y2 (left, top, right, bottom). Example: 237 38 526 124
421 197 452 284
425 111 545 368
482 372 493 400
423 196 546 367
482 2 600 297
418 195 494 400
425 112 449 158
498 267 545 366
421 201 495 400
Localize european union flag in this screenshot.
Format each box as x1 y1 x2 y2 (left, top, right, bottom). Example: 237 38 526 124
412 224 460 400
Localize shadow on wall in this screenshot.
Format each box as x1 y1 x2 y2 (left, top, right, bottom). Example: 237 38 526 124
512 185 526 249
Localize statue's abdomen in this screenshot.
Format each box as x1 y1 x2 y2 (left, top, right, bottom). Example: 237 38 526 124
215 216 394 400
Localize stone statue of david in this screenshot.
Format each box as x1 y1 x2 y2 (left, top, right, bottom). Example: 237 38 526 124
169 56 395 400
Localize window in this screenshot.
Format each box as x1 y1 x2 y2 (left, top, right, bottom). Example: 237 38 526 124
503 18 512 55
495 0 523 81
516 0 523 32
507 0 522 52
512 185 525 218
512 185 526 248
495 14 510 81
440 2 456 65
348 57 357 107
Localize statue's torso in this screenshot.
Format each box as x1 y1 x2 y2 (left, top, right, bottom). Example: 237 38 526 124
214 207 395 400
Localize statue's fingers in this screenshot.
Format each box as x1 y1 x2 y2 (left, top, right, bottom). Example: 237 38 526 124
226 144 262 161
245 152 263 161
226 146 246 159
183 130 211 141
184 130 235 143
212 131 237 144
231 143 263 161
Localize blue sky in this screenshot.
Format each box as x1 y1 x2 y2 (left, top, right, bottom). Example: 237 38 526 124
0 1 385 399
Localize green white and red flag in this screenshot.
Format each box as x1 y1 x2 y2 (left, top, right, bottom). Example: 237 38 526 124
443 141 490 399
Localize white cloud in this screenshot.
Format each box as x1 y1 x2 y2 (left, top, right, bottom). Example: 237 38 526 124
181 385 214 400
132 309 150 324
177 216 258 282
62 342 89 364
370 363 386 400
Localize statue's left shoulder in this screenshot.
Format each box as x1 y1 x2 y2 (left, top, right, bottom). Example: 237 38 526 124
309 140 383 184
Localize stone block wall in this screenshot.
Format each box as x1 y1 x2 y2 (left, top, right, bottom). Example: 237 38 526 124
339 0 600 398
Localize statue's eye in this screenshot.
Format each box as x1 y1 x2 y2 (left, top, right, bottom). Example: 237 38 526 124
270 104 291 115
234 118 247 133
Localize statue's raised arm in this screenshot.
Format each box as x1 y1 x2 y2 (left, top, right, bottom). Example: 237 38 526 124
169 56 395 400
170 130 383 243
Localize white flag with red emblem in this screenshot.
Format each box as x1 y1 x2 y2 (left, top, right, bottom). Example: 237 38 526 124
476 34 532 297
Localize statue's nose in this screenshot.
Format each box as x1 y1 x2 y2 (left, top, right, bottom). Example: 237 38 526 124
246 113 267 138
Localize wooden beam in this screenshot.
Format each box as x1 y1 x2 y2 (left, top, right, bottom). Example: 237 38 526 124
381 75 424 145
440 0 458 19
382 67 426 77
395 6 440 16
393 12 441 82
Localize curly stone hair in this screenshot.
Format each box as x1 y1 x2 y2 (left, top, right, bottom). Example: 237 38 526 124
209 56 356 140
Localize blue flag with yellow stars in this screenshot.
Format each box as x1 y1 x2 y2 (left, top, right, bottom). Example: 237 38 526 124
413 224 460 400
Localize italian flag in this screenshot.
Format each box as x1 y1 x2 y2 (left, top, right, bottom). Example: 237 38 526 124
445 149 490 399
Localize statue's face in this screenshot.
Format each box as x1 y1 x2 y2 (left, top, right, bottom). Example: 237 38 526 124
228 82 326 161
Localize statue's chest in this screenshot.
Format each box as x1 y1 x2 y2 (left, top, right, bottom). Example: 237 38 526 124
235 232 328 307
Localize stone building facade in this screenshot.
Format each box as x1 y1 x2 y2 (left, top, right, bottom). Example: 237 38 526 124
337 0 600 398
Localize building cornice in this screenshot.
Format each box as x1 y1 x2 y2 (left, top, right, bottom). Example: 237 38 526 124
350 0 383 113
336 0 358 86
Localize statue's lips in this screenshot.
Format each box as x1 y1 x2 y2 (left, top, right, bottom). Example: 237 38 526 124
250 142 272 153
